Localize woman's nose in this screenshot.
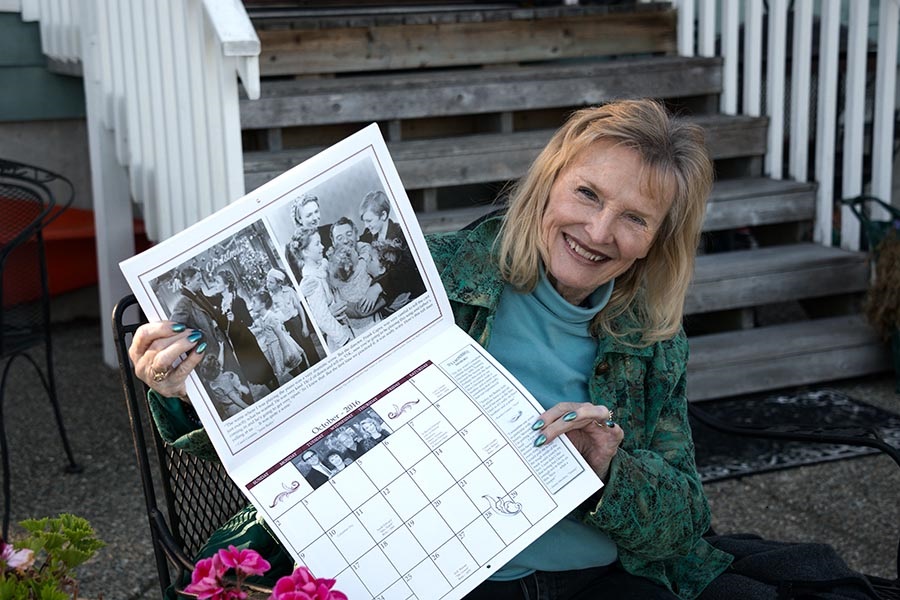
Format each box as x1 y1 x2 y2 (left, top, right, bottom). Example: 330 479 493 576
585 209 616 245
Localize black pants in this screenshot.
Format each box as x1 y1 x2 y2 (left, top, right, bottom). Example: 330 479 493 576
464 563 678 600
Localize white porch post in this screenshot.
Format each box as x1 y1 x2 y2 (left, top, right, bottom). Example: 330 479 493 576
81 0 134 366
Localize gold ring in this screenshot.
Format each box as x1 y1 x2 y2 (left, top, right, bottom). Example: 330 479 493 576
596 410 616 428
152 368 170 382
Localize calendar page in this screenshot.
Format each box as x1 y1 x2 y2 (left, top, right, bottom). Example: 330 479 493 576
121 125 603 599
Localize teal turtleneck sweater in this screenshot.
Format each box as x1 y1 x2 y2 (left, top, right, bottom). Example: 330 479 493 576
485 270 618 581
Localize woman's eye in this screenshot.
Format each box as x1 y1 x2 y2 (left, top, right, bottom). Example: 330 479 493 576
627 214 648 227
577 186 597 201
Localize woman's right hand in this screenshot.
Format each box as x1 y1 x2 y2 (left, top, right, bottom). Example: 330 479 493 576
128 321 207 400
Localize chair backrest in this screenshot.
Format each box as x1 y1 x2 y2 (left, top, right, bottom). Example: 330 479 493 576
0 159 73 358
112 294 252 596
688 400 900 585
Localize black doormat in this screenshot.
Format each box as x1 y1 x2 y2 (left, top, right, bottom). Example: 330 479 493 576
691 389 900 483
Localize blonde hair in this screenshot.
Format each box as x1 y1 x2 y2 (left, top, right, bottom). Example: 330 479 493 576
497 99 712 346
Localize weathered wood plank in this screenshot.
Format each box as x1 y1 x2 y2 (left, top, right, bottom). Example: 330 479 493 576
240 56 722 129
256 9 677 76
685 244 869 314
244 116 767 190
249 3 673 30
414 178 817 234
703 179 815 231
417 205 499 234
687 315 891 400
692 243 864 282
694 114 769 159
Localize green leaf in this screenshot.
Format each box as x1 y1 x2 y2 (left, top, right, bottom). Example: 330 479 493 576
9 513 105 596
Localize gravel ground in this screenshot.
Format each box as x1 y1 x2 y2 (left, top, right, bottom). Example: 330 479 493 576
3 318 898 599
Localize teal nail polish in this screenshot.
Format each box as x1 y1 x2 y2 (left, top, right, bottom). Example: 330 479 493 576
171 323 187 332
531 419 544 431
195 341 207 354
563 411 577 422
187 330 204 343
534 434 547 447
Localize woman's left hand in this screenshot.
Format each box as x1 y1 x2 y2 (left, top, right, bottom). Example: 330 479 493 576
532 403 624 481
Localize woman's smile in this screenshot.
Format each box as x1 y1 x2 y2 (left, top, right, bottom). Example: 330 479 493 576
564 233 610 263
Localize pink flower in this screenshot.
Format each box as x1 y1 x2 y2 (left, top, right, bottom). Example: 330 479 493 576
185 555 228 599
198 588 247 600
271 567 347 600
217 545 272 577
0 541 35 572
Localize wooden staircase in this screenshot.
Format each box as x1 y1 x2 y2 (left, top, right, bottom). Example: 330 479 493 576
238 2 891 401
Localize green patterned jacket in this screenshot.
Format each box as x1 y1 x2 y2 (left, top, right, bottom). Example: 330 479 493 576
148 215 732 598
426 216 732 599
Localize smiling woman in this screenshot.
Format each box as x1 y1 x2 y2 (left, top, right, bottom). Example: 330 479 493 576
129 99 733 600
498 101 712 345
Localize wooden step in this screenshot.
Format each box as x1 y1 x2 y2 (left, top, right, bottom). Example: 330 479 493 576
686 243 869 315
703 178 815 232
414 177 816 234
252 3 676 76
244 115 766 191
240 56 721 129
687 315 891 401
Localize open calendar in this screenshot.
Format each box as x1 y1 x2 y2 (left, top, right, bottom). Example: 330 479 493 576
121 125 602 599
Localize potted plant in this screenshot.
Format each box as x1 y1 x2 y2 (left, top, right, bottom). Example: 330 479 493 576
843 196 900 392
180 546 347 600
0 514 104 599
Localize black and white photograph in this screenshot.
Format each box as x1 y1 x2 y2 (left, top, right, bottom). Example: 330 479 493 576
149 220 325 420
270 157 427 353
290 408 391 490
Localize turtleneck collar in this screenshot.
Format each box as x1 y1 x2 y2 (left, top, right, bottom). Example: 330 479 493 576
533 264 614 325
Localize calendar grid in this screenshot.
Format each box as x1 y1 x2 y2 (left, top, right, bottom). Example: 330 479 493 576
252 360 570 600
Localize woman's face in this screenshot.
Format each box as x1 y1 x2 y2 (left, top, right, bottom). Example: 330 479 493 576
328 454 344 468
361 421 378 435
299 201 320 228
303 235 324 265
541 141 671 305
363 246 385 278
361 210 387 236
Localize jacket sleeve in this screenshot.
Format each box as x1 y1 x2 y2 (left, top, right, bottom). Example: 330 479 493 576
583 335 711 561
147 390 219 462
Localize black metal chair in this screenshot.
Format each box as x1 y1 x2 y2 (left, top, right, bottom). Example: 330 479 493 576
689 401 900 599
464 209 900 595
112 294 273 597
115 200 898 597
0 158 81 539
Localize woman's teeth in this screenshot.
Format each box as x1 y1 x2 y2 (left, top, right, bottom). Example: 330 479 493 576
567 236 607 262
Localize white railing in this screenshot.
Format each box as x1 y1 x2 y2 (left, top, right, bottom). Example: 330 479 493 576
677 0 899 252
18 0 260 242
14 0 259 365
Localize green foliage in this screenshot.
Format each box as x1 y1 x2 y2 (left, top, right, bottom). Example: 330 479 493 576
0 514 104 600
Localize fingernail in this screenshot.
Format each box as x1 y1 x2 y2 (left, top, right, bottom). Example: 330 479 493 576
195 341 207 354
187 330 204 343
171 323 187 332
533 434 547 447
531 419 544 431
563 411 577 422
